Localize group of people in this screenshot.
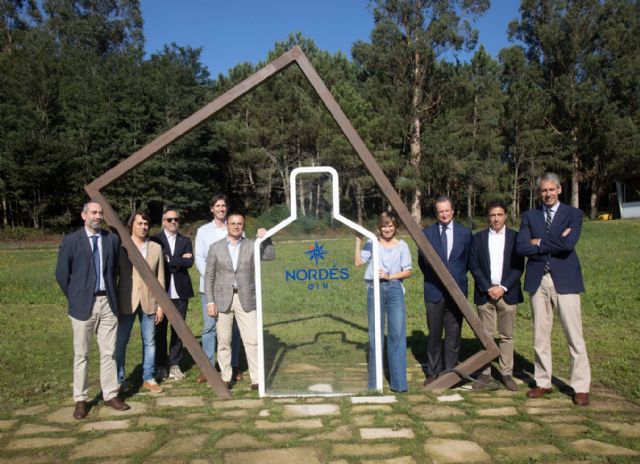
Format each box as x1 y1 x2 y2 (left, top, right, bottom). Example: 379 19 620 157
355 172 590 406
55 171 590 420
55 194 271 420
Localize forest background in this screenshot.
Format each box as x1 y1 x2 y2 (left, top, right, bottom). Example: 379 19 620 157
1 0 639 232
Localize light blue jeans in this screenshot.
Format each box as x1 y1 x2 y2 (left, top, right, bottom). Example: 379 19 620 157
367 280 408 392
200 293 241 368
116 310 156 383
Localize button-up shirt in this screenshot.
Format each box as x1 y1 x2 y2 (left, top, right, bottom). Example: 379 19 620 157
164 229 179 299
439 222 453 260
488 225 506 288
85 228 105 292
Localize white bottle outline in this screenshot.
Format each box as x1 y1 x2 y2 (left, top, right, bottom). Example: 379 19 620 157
254 166 382 397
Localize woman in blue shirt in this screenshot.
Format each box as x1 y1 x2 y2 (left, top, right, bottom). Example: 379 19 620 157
355 212 412 392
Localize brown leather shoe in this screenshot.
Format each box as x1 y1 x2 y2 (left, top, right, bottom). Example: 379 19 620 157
233 368 244 382
104 397 131 411
197 372 207 383
526 386 553 398
251 383 259 390
73 401 88 420
573 392 590 406
423 375 438 387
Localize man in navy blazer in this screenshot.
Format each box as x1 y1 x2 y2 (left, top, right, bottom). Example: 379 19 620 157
152 208 194 381
469 200 524 391
418 196 472 384
516 172 591 406
55 201 130 419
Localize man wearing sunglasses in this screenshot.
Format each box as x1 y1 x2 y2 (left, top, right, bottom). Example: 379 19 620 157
152 208 194 381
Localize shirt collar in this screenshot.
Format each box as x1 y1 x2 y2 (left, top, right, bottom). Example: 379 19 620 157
489 225 506 236
164 229 177 239
85 227 100 238
226 236 244 246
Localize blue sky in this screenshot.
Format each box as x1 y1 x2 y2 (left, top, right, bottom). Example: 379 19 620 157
140 1 521 78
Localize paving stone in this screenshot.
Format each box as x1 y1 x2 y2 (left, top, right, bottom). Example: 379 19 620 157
424 421 465 436
360 457 417 464
223 447 321 464
406 395 427 402
525 407 572 415
589 399 640 411
212 399 264 409
384 414 413 425
571 438 640 456
184 413 207 420
328 460 350 464
281 363 322 372
0 419 17 431
437 394 465 402
255 419 323 430
353 414 375 426
494 389 519 397
360 427 415 439
548 423 589 436
525 398 573 408
302 425 353 441
168 387 199 395
14 423 67 435
137 416 172 427
351 396 397 404
283 404 339 417
411 404 466 419
97 400 148 418
600 421 640 437
352 404 393 413
259 409 270 417
333 443 401 456
472 397 514 405
199 420 236 430
221 409 249 418
464 419 499 425
12 404 50 416
536 415 586 423
79 419 131 432
471 428 527 444
266 432 297 441
308 383 333 393
515 421 542 432
273 398 297 403
156 396 205 408
153 433 208 455
477 406 518 417
494 443 562 458
4 436 76 450
45 406 88 423
215 432 263 449
0 457 55 464
70 431 155 459
424 438 491 463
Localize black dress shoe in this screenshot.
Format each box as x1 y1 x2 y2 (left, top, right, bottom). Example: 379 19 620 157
251 383 259 390
104 397 131 411
73 401 88 420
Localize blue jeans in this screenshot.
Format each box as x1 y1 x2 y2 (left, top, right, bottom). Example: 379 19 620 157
367 280 408 392
201 293 241 368
116 310 156 383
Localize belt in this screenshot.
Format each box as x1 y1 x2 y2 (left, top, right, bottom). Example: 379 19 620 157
94 290 107 297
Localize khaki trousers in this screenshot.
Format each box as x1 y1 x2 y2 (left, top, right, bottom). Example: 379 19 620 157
477 298 517 376
70 296 119 402
531 273 591 393
217 293 259 383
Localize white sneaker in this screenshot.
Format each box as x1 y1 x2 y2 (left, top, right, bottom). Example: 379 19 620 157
169 365 185 380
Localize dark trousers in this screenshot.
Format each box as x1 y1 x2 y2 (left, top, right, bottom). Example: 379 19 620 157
425 295 463 376
155 298 189 367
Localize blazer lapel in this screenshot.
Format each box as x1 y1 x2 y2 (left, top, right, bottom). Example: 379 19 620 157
427 225 445 261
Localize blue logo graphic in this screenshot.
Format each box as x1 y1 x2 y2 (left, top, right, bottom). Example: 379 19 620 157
305 240 328 265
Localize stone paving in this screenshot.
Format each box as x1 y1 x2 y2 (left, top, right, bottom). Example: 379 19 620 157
1 366 639 463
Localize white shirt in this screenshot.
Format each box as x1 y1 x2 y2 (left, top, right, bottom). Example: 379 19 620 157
85 228 105 292
164 229 179 299
195 220 228 293
488 225 506 288
439 222 454 260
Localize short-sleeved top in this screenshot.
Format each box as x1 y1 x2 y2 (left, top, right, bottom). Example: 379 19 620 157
360 239 412 282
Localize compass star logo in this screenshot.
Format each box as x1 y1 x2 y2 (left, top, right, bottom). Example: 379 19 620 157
305 240 328 265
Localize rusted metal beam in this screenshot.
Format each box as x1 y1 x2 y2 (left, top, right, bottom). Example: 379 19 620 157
86 187 231 398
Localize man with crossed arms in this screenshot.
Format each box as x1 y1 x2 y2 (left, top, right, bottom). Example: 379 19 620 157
516 172 591 406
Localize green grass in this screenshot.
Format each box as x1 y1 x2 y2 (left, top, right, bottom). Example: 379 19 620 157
1 219 639 416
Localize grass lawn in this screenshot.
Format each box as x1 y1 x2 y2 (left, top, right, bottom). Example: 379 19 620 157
0 218 638 416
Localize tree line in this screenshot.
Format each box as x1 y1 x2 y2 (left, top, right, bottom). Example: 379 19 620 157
1 0 639 231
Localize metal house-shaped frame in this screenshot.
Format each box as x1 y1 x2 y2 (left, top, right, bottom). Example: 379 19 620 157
85 46 498 397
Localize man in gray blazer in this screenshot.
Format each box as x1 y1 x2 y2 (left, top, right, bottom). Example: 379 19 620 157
204 212 274 389
55 201 130 419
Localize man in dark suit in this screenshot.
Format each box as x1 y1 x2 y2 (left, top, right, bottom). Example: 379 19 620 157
516 172 591 406
469 200 524 391
152 208 194 381
418 196 472 385
55 201 130 419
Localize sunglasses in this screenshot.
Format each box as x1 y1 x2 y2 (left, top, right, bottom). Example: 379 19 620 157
165 217 180 223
